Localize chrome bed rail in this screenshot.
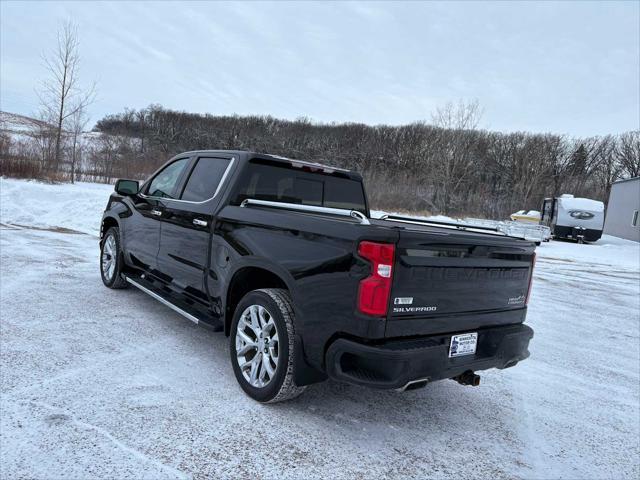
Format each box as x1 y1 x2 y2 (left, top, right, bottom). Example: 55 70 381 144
379 214 550 242
379 214 506 237
240 199 371 225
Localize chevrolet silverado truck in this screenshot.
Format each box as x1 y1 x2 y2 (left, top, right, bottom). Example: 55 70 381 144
100 150 535 403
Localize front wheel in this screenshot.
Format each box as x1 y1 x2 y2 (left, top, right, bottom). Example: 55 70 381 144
229 288 306 403
100 227 128 289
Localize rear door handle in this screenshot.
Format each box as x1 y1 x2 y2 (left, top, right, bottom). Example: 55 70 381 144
193 219 208 227
150 209 162 216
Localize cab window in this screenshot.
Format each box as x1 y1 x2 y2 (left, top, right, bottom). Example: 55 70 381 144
180 157 231 202
232 162 367 214
146 158 189 198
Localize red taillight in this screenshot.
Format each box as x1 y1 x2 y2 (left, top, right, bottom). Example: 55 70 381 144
357 241 395 316
525 252 536 305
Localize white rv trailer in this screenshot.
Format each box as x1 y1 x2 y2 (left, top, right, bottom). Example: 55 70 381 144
540 194 605 243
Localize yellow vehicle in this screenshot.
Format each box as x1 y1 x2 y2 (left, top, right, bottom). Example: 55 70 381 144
510 210 541 224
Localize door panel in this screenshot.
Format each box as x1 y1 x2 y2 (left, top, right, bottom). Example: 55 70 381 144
124 195 163 270
158 202 212 298
123 157 191 272
156 156 233 301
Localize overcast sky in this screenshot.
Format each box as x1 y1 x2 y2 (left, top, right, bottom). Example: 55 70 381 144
1 1 638 137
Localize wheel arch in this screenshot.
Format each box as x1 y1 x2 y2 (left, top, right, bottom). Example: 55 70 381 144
100 215 120 240
224 262 295 336
223 259 327 386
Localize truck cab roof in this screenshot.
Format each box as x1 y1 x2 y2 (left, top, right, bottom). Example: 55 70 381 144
175 150 362 181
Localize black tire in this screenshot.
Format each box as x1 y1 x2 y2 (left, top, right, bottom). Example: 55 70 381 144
229 288 306 403
100 227 128 289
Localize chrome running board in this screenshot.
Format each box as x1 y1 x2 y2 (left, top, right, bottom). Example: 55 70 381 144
125 276 200 324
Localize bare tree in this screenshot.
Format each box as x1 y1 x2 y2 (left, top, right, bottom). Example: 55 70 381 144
430 100 483 213
617 131 640 178
69 108 89 183
86 104 628 218
431 99 483 131
37 20 95 174
593 135 622 199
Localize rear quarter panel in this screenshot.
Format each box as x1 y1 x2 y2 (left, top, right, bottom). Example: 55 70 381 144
215 205 398 369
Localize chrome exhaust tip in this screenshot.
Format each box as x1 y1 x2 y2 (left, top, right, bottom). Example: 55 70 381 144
396 377 430 392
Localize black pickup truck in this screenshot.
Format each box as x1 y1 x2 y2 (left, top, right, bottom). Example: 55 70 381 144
100 150 535 403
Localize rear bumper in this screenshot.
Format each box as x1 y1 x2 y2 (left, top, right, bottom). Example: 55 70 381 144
325 323 533 389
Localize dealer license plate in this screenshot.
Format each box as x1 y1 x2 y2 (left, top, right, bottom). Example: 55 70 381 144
449 332 477 358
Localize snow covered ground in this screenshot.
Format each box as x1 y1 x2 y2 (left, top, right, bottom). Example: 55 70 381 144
0 178 112 235
1 177 639 479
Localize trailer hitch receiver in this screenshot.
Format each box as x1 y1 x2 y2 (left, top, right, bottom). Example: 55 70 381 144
453 370 481 386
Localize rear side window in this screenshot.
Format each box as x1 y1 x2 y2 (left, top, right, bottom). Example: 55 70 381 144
180 157 231 202
147 158 189 198
324 177 368 210
232 162 367 213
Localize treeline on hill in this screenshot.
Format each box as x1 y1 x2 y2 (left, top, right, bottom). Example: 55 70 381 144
2 104 639 218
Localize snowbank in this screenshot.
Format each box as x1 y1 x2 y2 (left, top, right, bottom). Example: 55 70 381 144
0 177 113 235
536 233 639 269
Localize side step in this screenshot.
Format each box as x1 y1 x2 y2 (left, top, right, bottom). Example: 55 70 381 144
125 275 223 331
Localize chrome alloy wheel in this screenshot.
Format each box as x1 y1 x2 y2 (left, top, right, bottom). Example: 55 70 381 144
235 304 279 388
101 234 117 281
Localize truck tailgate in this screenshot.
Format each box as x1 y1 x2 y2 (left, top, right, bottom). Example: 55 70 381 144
386 226 535 337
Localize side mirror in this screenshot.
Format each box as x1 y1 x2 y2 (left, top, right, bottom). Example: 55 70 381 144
115 179 139 196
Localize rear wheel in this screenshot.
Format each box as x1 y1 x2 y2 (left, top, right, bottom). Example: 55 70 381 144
229 288 305 403
100 227 128 289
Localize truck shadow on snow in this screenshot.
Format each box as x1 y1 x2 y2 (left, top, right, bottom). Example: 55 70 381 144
185 310 504 422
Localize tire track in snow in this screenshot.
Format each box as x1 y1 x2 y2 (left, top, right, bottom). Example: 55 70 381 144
29 400 190 480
